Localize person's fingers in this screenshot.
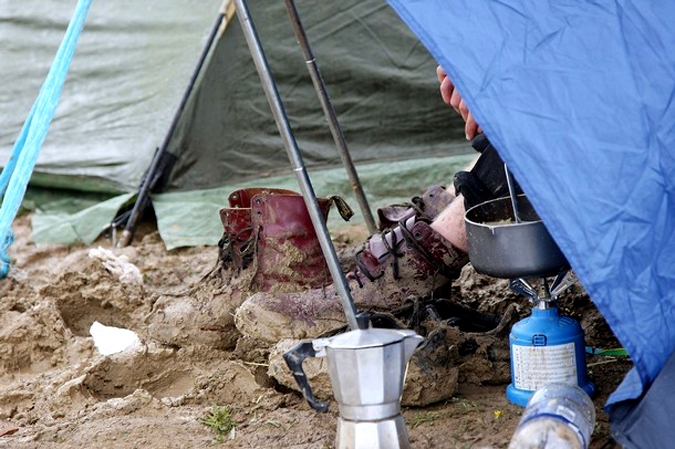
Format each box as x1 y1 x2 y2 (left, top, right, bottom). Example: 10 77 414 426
449 85 463 115
437 65 481 137
436 65 446 84
457 98 470 123
465 111 480 140
440 76 455 106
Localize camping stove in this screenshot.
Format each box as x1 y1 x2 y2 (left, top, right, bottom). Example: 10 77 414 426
464 194 595 407
506 274 595 406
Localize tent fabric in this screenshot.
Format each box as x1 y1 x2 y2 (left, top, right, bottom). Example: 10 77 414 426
2 0 473 249
386 0 675 423
0 0 223 194
1 0 468 195
608 349 675 448
164 0 466 191
32 192 134 246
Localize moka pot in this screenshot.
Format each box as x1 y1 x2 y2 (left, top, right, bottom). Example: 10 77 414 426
284 328 424 449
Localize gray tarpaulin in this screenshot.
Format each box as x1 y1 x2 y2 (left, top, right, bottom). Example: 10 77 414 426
32 153 475 249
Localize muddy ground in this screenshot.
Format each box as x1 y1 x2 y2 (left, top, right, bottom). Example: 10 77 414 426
0 213 630 448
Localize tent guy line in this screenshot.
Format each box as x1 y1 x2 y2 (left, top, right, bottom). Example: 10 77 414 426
0 0 92 278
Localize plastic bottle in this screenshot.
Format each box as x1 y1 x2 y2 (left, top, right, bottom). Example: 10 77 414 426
508 383 596 449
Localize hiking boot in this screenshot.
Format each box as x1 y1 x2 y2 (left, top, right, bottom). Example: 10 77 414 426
145 187 345 348
143 270 253 349
234 215 469 343
339 184 455 274
266 300 516 407
376 184 455 230
219 187 337 291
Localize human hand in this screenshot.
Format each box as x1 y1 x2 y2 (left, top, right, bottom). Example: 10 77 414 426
436 65 482 141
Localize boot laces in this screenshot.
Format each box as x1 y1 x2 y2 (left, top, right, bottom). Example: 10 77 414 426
353 217 462 288
353 227 407 287
218 226 256 270
351 219 451 304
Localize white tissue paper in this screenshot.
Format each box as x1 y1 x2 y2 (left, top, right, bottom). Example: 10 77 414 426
90 321 142 355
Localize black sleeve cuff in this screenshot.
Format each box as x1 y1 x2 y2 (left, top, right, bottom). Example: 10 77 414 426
454 136 522 210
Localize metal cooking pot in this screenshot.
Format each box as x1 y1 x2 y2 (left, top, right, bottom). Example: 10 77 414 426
464 195 569 278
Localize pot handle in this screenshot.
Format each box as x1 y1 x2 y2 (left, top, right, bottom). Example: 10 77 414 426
283 340 329 413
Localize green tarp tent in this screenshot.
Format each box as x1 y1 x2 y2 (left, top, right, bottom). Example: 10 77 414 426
0 0 473 249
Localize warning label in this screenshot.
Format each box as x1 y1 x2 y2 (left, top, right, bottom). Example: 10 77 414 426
512 342 578 391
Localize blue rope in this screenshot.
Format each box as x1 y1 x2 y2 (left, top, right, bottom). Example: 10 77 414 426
0 0 93 277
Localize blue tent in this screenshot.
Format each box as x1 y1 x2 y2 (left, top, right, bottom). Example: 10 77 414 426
385 1 675 446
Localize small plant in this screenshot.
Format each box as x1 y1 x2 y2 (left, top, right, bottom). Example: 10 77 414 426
411 411 440 429
201 405 236 443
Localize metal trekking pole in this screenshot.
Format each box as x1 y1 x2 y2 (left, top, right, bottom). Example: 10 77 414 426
282 0 377 235
233 0 363 331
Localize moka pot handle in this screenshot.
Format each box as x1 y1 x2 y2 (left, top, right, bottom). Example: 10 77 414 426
283 340 329 413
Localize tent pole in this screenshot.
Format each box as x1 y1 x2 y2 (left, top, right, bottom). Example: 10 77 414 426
116 10 226 248
282 0 378 235
233 0 362 331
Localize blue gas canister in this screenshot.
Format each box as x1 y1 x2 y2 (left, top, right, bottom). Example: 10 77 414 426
506 305 595 407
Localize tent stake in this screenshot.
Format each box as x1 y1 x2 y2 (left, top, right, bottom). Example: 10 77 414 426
283 0 378 235
234 0 362 331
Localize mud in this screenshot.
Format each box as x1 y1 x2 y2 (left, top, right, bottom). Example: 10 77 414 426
0 214 629 448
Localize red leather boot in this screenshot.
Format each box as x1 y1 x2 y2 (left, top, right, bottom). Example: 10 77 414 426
146 188 336 348
219 188 334 291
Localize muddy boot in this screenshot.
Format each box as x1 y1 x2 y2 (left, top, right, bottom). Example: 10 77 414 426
337 184 455 273
146 188 343 348
235 214 469 343
266 304 517 407
376 184 455 230
143 275 251 349
219 187 336 291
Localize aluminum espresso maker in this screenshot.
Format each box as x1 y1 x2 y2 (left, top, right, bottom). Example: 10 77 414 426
284 327 424 449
